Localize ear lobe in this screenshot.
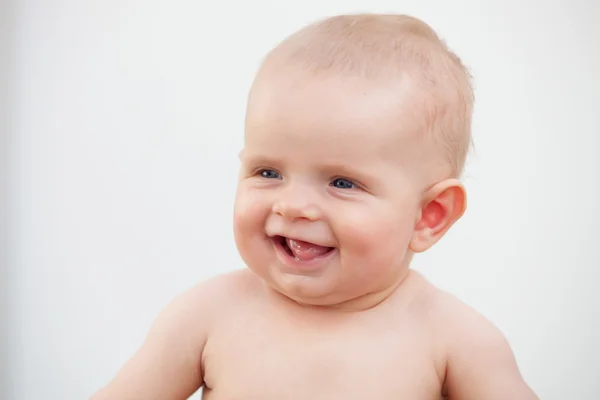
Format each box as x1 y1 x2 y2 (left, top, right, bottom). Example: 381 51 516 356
409 179 466 253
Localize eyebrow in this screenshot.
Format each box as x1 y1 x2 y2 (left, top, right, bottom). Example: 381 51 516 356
240 153 283 168
318 162 377 184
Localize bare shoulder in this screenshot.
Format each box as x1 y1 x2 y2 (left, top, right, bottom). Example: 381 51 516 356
90 269 258 399
422 285 505 343
155 268 264 343
147 269 251 331
418 280 539 400
176 268 260 316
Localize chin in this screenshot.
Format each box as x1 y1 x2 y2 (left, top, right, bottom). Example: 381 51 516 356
275 275 338 303
243 258 341 305
239 244 397 308
268 265 384 308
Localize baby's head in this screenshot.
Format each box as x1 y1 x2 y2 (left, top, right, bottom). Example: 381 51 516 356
234 14 474 309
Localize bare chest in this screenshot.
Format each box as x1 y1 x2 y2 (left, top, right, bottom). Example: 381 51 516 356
201 312 443 400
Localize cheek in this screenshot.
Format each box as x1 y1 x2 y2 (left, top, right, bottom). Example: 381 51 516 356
334 202 415 260
233 189 266 238
234 186 279 245
233 189 273 269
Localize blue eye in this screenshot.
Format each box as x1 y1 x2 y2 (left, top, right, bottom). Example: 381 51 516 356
331 178 355 189
260 169 282 179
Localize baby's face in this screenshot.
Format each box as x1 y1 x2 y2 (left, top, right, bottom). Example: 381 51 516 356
234 69 432 308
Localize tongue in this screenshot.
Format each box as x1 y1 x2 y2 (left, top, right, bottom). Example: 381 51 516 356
286 238 331 261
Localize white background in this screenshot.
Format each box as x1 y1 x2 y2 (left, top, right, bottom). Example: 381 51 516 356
3 1 600 399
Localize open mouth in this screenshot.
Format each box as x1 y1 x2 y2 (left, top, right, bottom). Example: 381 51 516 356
273 235 335 262
278 236 295 257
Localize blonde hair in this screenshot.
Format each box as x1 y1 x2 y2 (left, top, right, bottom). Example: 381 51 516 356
263 14 474 177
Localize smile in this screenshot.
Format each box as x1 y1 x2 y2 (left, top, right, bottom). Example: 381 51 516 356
271 235 337 270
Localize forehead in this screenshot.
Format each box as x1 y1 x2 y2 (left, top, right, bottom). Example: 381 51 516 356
244 69 425 164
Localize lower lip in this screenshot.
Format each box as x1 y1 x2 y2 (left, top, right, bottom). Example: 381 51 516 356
271 237 337 272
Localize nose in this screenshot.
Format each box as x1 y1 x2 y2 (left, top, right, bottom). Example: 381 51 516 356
272 183 321 221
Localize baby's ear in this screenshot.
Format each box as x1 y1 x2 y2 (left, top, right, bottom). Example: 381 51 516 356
409 179 466 253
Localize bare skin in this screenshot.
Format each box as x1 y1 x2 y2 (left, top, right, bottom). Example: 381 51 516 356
92 16 539 398
91 269 537 400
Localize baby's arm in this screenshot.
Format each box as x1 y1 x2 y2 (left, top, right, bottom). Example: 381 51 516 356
442 305 539 400
90 283 213 400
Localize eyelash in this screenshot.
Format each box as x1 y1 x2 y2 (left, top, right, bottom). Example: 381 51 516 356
256 169 357 190
257 169 282 180
330 178 356 189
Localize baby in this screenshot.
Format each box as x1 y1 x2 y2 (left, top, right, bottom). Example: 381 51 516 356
92 14 538 400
